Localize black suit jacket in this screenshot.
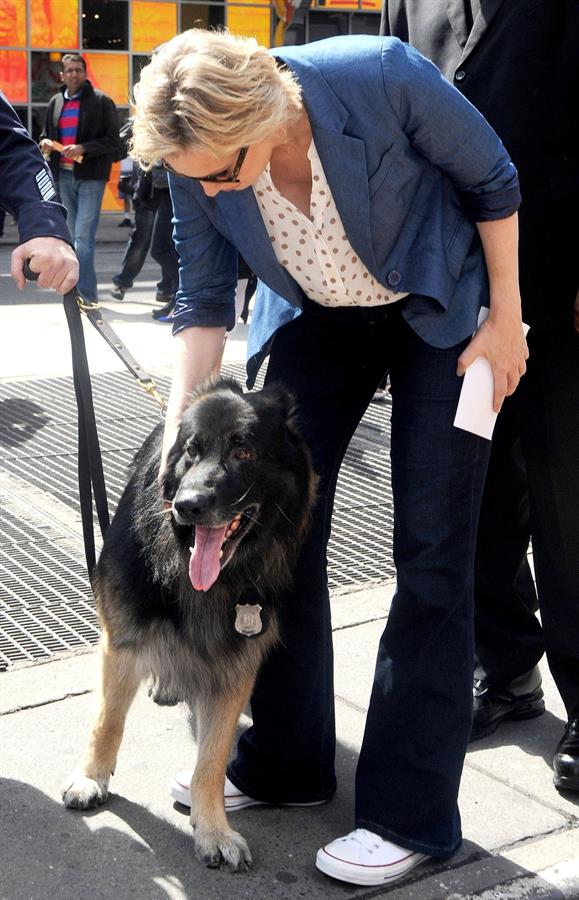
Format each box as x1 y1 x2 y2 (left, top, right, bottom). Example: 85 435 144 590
41 80 120 184
381 0 579 332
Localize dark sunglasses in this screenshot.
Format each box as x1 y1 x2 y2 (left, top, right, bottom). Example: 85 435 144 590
162 146 248 183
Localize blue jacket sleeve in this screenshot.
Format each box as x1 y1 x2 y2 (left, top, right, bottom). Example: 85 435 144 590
168 174 238 335
0 92 73 246
381 40 521 220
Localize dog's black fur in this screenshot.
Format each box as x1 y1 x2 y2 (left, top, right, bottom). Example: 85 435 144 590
62 378 316 871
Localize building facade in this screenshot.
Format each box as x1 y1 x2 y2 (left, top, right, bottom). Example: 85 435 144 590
0 0 379 210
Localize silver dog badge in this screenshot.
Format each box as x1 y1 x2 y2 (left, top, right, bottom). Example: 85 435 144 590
235 603 263 636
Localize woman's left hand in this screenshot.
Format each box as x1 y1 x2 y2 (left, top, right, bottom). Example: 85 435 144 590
457 304 529 413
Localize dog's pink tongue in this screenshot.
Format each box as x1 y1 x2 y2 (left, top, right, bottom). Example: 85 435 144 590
189 525 228 591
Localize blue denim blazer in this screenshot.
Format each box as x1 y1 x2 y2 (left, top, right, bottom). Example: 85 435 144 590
168 36 520 386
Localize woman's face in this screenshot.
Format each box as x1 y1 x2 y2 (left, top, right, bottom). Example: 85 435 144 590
163 139 276 197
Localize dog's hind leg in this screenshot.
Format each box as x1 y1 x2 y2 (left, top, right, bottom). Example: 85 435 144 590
189 675 255 872
62 628 142 810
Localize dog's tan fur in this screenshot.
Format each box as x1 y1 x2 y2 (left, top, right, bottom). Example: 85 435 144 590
63 622 258 869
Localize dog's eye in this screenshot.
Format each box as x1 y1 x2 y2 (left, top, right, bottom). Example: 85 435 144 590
186 440 200 458
233 448 252 461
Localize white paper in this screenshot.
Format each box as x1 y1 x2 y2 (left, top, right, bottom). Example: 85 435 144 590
453 308 529 441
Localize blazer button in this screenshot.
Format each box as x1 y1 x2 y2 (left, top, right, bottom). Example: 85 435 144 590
387 270 401 287
455 70 466 82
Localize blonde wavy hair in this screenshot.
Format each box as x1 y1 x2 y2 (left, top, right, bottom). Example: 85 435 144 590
131 29 303 168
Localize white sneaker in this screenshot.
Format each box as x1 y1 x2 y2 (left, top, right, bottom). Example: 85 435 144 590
170 771 328 811
316 828 429 886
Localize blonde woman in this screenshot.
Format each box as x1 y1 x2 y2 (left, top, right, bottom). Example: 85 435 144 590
132 29 527 887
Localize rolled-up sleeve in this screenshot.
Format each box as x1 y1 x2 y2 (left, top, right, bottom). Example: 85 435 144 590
381 39 521 220
168 174 238 336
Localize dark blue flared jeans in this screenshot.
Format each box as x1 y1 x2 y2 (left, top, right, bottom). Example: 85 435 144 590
227 298 490 858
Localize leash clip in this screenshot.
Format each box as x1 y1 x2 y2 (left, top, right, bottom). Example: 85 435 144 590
77 297 100 313
139 379 168 416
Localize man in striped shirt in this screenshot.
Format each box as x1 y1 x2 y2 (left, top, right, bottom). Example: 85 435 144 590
40 54 120 302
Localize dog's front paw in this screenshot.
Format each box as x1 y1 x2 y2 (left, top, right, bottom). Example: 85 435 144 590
192 824 253 872
62 774 109 810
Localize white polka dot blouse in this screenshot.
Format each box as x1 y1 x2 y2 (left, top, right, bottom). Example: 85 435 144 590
253 139 408 308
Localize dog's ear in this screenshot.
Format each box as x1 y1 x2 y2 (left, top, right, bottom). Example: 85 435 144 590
160 433 185 499
258 382 299 426
218 376 244 397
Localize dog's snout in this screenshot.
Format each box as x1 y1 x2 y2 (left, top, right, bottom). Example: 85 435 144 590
174 492 215 521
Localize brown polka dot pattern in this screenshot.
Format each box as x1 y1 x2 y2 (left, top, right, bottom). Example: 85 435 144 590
252 141 409 309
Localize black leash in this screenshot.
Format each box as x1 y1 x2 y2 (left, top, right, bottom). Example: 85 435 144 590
24 263 166 580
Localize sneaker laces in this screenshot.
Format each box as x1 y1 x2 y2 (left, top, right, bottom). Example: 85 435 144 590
346 829 382 852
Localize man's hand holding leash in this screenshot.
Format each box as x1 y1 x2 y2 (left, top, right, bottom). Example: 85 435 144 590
11 237 78 294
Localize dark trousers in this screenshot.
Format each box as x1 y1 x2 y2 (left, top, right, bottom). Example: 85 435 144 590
113 202 155 289
227 299 490 857
474 328 579 717
150 188 179 297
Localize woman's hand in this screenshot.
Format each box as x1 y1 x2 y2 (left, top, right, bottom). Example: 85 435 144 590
466 214 528 411
457 304 528 412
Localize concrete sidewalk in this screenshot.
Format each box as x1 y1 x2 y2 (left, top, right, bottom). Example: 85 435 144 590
1 219 579 899
2 590 579 900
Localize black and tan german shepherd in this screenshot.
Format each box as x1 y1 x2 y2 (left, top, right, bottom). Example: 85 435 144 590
62 377 316 871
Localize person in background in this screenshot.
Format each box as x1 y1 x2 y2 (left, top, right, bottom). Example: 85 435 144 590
117 154 134 227
132 29 526 886
110 141 179 320
1 91 78 293
39 53 120 302
110 164 156 301
381 0 579 792
148 162 180 321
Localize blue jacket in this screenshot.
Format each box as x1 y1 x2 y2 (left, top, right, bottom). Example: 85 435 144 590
168 36 520 386
0 92 72 247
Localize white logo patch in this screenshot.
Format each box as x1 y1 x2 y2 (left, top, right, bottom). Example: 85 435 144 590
35 168 56 201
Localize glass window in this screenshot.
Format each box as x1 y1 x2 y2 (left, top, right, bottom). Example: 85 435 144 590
32 107 48 143
0 50 27 104
227 6 271 46
180 4 226 31
132 2 177 54
30 0 79 49
0 0 27 47
281 20 306 45
82 1 128 51
12 106 28 128
308 11 349 41
31 51 66 103
102 160 123 211
322 0 359 9
132 54 151 88
85 52 130 105
351 12 380 34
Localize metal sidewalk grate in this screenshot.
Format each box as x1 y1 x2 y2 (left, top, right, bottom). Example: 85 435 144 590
0 506 100 668
0 368 394 667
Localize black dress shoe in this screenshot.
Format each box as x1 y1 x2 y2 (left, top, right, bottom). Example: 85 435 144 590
155 290 175 303
152 300 175 319
553 719 579 792
470 667 545 741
